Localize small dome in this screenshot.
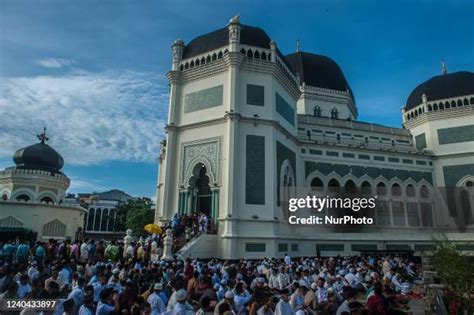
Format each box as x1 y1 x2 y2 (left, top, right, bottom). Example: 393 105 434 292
406 71 474 110
182 24 272 59
285 51 355 102
13 140 64 173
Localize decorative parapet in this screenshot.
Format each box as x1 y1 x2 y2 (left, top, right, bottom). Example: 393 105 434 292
0 168 69 180
298 115 411 136
403 94 474 123
298 134 433 156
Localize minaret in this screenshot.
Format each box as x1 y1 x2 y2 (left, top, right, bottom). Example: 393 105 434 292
441 59 447 75
171 39 185 71
227 14 241 52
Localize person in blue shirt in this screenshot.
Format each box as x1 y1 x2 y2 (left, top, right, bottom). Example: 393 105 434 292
96 287 119 315
3 241 15 263
35 242 46 267
16 240 29 264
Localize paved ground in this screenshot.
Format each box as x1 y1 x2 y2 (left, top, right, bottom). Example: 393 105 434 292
408 298 427 314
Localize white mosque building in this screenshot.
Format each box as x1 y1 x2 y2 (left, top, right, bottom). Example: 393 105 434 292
0 130 87 241
155 15 474 259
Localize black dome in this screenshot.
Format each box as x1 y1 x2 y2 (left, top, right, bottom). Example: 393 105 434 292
406 71 474 110
183 24 272 59
13 142 64 173
285 51 355 102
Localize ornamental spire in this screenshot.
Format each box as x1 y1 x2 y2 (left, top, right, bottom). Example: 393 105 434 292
36 127 49 144
441 59 447 75
296 38 300 52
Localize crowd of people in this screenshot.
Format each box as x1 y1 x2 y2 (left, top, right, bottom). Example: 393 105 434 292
0 233 423 315
164 212 216 243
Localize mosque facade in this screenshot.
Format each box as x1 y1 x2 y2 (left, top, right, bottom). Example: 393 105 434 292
155 16 474 259
0 130 86 241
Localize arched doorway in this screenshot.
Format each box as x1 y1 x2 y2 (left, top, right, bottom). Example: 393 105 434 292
193 164 212 217
187 163 213 216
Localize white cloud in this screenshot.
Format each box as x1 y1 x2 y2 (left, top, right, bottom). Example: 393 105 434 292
37 58 76 68
68 177 108 192
0 70 168 165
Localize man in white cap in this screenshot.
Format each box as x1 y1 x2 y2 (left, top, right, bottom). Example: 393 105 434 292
275 288 294 315
147 282 166 315
173 289 189 315
214 290 236 315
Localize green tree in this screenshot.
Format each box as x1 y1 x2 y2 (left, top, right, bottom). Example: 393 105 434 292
115 198 155 236
430 236 474 312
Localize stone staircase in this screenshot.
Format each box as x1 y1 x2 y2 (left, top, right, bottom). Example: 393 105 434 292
175 233 218 259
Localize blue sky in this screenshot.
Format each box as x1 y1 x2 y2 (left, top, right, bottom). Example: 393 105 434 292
0 0 473 198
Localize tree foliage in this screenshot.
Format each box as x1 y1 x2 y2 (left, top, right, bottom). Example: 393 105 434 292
115 198 155 236
430 236 474 312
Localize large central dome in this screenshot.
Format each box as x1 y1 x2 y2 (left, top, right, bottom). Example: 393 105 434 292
285 51 355 102
183 24 272 59
406 71 474 110
13 132 64 173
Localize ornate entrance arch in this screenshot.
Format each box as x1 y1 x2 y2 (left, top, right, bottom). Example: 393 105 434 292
178 163 219 223
280 160 295 220
457 176 474 225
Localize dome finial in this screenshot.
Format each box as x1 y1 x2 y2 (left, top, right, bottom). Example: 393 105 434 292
296 38 300 52
36 127 49 144
441 59 447 75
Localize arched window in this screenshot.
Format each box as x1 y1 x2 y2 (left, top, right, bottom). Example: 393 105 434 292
101 209 109 231
313 106 321 117
427 104 432 111
87 208 95 231
261 52 267 60
212 53 217 61
218 51 223 59
310 177 324 191
190 60 194 68
360 181 372 194
184 63 189 70
457 100 463 107
107 209 116 232
391 183 401 196
451 100 456 108
94 208 102 231
439 103 444 110
406 184 416 197
201 57 205 65
43 220 66 238
16 194 30 202
463 98 469 106
247 50 253 58
433 103 438 110
180 64 184 71
0 216 23 228
254 51 260 59
206 55 211 63
376 182 387 195
345 180 357 194
40 196 54 204
240 48 246 54
195 59 200 66
328 179 340 192
420 185 429 198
